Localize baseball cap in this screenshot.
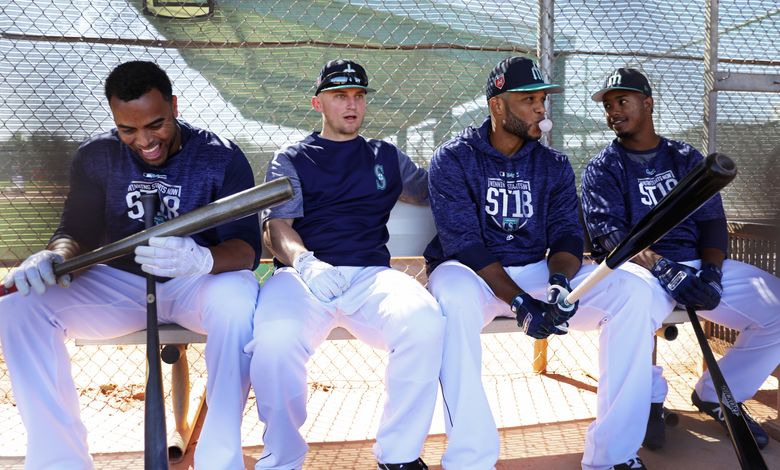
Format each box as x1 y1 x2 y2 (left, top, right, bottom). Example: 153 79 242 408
486 56 563 100
591 67 652 102
315 59 375 95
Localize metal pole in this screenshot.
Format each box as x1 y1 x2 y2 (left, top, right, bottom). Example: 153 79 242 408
703 0 719 154
538 0 555 147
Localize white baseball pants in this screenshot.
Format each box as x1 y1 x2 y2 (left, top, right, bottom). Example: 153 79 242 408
0 264 258 470
620 259 780 405
428 260 659 470
246 266 444 470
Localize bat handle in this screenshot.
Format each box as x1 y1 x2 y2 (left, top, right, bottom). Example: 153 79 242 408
563 261 614 306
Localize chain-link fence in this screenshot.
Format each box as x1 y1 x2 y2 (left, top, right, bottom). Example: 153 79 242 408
1 0 779 462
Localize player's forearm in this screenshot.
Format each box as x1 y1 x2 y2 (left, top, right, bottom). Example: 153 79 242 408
264 218 308 267
631 248 662 270
476 261 524 305
699 247 725 269
208 239 257 273
547 251 580 280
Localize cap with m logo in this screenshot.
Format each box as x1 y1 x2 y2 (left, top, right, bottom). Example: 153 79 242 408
486 56 563 100
591 67 653 102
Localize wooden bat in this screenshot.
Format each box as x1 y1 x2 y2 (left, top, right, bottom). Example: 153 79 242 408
0 177 293 295
141 193 168 470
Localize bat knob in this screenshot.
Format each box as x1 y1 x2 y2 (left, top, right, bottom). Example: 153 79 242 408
161 344 181 364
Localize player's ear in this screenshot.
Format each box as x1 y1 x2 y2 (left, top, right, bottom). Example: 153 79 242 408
488 96 503 116
311 95 323 113
644 96 654 114
171 95 179 118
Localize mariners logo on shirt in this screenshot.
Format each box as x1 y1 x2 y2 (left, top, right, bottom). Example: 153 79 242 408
126 180 183 220
485 176 534 235
637 170 677 207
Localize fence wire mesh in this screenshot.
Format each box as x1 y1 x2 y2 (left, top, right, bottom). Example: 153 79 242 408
1 0 778 462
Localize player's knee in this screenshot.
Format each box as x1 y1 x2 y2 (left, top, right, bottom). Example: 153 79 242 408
200 272 259 330
246 318 308 358
396 302 445 348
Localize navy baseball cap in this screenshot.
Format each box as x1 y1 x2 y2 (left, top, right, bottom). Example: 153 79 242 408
591 67 652 102
315 59 375 95
486 56 563 100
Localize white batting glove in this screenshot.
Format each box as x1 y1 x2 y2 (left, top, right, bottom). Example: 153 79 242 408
134 236 214 278
4 250 71 296
293 251 348 302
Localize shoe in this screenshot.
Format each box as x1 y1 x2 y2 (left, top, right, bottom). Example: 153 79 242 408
610 456 647 469
691 390 769 449
378 458 428 470
642 402 666 450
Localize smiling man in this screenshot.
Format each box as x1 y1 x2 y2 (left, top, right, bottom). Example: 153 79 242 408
424 57 659 470
0 61 261 469
581 67 780 465
246 59 443 470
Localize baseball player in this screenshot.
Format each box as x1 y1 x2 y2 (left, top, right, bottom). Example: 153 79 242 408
582 68 780 456
245 59 443 470
0 61 261 469
425 56 657 470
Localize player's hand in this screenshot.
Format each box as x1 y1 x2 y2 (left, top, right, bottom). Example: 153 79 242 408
4 250 71 295
293 251 348 302
651 257 719 309
695 263 723 310
546 273 579 324
134 236 213 278
512 293 568 340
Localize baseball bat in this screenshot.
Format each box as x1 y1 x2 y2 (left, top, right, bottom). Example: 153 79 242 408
0 177 293 296
561 153 768 468
141 193 168 470
686 306 767 469
564 152 737 305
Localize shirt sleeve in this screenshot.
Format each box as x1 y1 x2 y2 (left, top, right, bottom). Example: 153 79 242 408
263 149 304 221
51 147 106 251
546 159 584 261
686 148 727 223
428 144 497 272
581 156 632 245
211 145 262 268
396 148 429 205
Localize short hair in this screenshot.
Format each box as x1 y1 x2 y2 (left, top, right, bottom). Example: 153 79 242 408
104 61 173 103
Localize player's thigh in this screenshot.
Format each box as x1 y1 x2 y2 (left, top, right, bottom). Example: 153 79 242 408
163 270 259 334
428 260 506 328
567 262 670 331
252 268 336 350
346 266 444 350
699 259 780 330
0 264 147 340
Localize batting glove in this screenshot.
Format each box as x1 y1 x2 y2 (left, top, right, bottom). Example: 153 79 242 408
293 251 348 302
134 236 214 278
511 293 568 340
4 250 71 295
546 273 579 324
695 263 723 310
650 257 720 310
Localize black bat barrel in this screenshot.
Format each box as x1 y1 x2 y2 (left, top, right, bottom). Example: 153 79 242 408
141 193 169 470
606 152 737 269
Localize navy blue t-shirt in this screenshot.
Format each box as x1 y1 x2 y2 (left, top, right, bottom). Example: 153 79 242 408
53 120 261 277
581 138 726 261
264 132 428 267
424 117 584 273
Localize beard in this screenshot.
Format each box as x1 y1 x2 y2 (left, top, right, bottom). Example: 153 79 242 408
503 108 540 142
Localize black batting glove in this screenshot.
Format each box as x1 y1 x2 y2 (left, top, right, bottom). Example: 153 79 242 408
696 263 723 310
651 257 721 310
546 273 579 324
512 293 568 340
